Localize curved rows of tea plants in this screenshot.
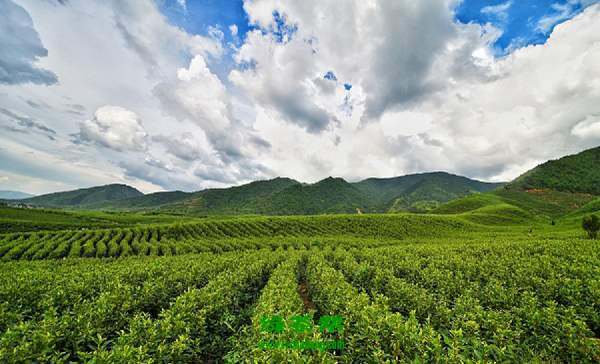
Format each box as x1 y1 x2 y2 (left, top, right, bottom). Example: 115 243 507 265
0 238 598 362
0 214 472 260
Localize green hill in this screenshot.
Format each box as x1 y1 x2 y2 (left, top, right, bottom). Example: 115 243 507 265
159 174 499 215
433 146 600 222
506 146 600 194
88 191 191 210
160 177 374 215
354 172 503 212
13 173 506 215
264 177 375 215
21 184 143 208
160 177 301 214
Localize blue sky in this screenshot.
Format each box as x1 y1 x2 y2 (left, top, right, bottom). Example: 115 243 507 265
160 0 599 58
2 0 599 194
456 0 599 55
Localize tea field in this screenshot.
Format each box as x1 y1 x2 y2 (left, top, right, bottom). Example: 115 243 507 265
0 212 598 362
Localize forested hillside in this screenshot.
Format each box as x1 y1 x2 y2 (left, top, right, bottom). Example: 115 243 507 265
507 146 600 194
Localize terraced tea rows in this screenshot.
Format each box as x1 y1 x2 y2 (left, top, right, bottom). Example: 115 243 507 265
0 214 471 260
0 239 598 362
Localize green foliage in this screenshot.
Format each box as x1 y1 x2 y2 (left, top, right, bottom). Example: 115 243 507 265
432 193 503 214
0 214 474 260
569 197 600 218
0 206 205 233
13 173 507 216
582 214 599 239
0 227 598 362
507 146 600 195
23 184 143 208
355 172 503 204
1 177 599 363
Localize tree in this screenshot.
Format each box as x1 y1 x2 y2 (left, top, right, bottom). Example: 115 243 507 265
582 214 599 239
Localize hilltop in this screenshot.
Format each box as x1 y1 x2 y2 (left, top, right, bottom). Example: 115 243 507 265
433 145 600 222
10 173 503 215
20 184 143 208
354 172 503 212
506 146 600 194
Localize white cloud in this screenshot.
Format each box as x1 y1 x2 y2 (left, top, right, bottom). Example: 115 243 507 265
537 3 575 33
229 24 238 36
1 0 600 193
109 0 222 78
380 111 433 137
233 0 500 133
0 0 57 85
481 1 512 23
572 115 600 139
236 2 600 183
75 106 148 152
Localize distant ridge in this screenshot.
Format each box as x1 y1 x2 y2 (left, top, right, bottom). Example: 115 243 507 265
15 173 505 215
21 184 143 208
0 190 35 200
354 172 504 212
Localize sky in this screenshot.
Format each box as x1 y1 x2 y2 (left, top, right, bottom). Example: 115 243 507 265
1 0 599 194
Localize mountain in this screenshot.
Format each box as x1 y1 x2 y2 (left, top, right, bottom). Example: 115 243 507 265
265 177 375 215
433 146 600 220
506 146 600 195
354 172 504 212
0 190 35 200
11 173 506 215
21 184 143 208
88 191 191 210
157 174 499 215
159 177 302 214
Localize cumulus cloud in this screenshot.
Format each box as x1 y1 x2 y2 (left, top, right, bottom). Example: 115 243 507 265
233 0 499 131
152 132 210 162
110 0 222 78
243 3 600 183
74 106 148 152
572 115 600 139
118 158 199 191
154 55 241 158
154 54 271 164
0 0 57 85
230 30 334 133
380 4 600 180
2 0 600 193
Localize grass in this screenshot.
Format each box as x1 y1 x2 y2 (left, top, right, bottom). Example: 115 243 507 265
0 190 599 362
0 206 202 233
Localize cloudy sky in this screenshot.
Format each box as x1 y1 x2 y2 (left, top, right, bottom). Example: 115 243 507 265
1 0 599 194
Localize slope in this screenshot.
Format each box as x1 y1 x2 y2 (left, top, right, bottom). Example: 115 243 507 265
354 172 504 212
506 146 600 194
160 177 302 215
263 177 375 214
21 184 143 208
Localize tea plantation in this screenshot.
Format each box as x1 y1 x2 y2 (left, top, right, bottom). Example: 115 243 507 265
0 210 598 363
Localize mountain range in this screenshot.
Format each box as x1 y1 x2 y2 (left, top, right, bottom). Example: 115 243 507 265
5 172 502 215
4 146 598 216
